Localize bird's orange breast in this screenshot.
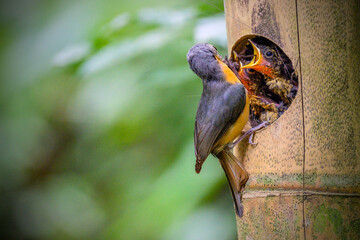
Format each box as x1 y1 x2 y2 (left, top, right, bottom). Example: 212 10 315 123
216 59 240 84
215 93 250 149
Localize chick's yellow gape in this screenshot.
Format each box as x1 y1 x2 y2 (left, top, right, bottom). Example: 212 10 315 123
187 43 250 217
241 40 298 104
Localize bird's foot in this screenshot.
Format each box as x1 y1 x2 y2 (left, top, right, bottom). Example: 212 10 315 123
226 121 270 149
248 132 257 146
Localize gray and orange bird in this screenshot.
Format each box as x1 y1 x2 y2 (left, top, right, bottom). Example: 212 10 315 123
187 43 251 217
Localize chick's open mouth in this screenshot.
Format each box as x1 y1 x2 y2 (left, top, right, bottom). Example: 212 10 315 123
228 36 299 127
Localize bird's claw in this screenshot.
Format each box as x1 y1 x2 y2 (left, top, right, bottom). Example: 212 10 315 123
226 121 270 149
248 132 258 146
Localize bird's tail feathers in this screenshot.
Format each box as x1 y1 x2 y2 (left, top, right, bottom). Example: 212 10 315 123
195 156 204 173
216 150 248 217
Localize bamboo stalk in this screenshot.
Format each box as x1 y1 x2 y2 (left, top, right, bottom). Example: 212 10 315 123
224 0 360 239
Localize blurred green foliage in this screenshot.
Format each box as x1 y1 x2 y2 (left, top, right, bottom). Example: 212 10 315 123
0 0 237 239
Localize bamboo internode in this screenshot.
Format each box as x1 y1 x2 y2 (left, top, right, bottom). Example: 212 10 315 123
224 0 360 239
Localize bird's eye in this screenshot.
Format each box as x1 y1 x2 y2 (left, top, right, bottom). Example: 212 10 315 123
247 68 256 74
265 50 274 58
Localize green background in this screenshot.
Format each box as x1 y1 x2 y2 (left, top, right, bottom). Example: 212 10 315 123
0 0 238 239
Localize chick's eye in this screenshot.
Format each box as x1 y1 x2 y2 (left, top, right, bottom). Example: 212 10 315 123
247 68 256 74
265 50 274 58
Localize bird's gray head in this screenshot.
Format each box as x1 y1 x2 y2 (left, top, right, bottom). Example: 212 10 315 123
186 43 223 80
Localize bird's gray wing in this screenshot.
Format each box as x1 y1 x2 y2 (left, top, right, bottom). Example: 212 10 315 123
194 82 246 173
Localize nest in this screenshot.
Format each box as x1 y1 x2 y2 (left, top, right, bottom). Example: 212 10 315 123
226 36 298 127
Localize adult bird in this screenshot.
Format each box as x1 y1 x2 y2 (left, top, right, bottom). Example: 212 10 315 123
187 43 251 217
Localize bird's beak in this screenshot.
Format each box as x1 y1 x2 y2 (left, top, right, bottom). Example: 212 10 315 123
238 61 245 76
236 60 253 93
233 50 245 77
241 40 274 77
232 51 239 62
